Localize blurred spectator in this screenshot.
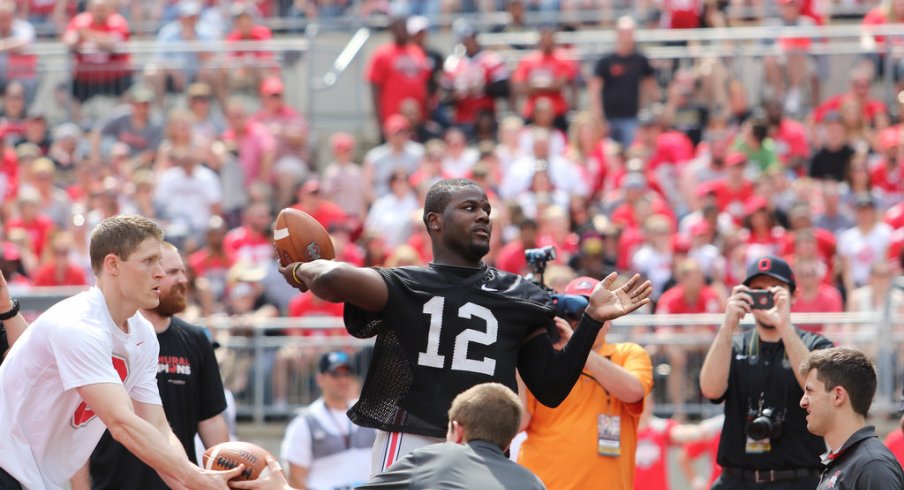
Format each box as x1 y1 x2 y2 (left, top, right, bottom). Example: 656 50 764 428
47 122 85 178
399 97 442 144
764 98 809 173
222 96 276 186
362 114 424 202
252 76 308 164
31 231 87 286
0 2 37 100
631 215 675 300
813 66 889 129
62 0 132 108
17 113 51 154
809 111 854 181
89 84 163 165
224 3 278 92
862 0 904 92
839 193 893 293
518 96 567 158
148 0 220 105
698 152 755 223
870 126 904 209
321 132 367 223
441 127 478 178
501 127 588 200
663 72 709 147
153 145 223 245
739 196 786 266
814 180 854 234
512 26 577 132
7 186 54 258
364 170 418 248
495 115 527 173
589 16 656 148
186 82 225 143
763 0 818 116
291 178 348 232
25 156 70 229
442 19 510 133
496 218 544 275
406 16 444 121
731 113 779 174
847 260 904 314
366 15 431 134
0 81 27 142
223 201 273 267
565 112 607 197
790 258 842 327
655 258 724 418
678 415 725 490
188 215 233 307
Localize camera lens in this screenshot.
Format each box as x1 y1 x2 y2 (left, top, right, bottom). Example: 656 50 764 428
747 416 773 441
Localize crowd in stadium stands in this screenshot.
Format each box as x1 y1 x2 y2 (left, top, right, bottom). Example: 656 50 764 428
1 0 904 486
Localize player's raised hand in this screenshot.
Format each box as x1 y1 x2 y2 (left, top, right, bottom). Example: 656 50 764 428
584 273 652 323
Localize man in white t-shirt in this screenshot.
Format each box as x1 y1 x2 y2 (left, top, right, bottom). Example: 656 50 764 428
281 351 376 490
0 215 239 490
838 193 893 293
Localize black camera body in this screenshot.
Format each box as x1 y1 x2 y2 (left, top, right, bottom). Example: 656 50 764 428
746 406 784 441
525 246 556 266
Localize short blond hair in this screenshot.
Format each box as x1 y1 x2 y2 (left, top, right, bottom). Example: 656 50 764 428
89 215 164 274
448 383 522 449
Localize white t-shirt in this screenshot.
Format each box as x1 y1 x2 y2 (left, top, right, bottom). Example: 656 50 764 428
837 223 893 288
0 287 160 489
154 164 223 232
281 398 372 490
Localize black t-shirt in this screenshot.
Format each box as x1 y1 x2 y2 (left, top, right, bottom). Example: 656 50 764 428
809 145 854 182
344 263 556 438
673 104 709 147
89 317 227 490
711 328 833 471
593 52 653 119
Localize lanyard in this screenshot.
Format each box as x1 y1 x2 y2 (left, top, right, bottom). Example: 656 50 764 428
325 406 351 450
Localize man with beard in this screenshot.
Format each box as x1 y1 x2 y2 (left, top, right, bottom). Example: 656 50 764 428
76 242 229 490
278 178 653 476
700 256 833 489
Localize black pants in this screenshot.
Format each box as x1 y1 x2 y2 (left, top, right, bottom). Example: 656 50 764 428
0 466 21 490
712 474 820 489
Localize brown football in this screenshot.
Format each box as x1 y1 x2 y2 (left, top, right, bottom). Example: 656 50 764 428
202 441 271 483
273 208 335 267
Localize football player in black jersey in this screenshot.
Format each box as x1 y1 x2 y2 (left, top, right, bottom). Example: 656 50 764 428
279 178 652 473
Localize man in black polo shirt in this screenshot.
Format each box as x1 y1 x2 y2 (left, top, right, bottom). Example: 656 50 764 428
799 347 904 489
700 256 833 488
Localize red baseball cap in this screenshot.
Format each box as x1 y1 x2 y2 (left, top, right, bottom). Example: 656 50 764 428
745 195 769 215
725 152 747 167
383 114 410 135
331 132 354 151
879 127 900 151
565 276 598 297
260 76 285 96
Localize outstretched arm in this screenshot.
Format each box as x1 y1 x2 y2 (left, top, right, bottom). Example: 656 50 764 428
279 260 388 312
0 269 27 352
518 273 652 407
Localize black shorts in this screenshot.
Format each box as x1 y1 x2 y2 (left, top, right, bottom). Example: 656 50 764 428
0 466 22 490
71 74 133 103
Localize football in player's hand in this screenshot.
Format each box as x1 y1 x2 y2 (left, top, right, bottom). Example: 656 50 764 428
202 441 271 483
273 208 335 266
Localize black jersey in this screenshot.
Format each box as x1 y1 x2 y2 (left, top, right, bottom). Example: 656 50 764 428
89 317 227 489
345 263 556 438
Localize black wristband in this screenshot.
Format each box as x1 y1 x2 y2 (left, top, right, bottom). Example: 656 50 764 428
0 299 20 321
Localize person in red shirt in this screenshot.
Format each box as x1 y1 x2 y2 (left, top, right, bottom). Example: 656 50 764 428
886 200 904 229
512 26 577 132
871 127 904 203
31 231 87 287
495 218 552 276
6 187 54 259
442 20 510 129
764 98 810 173
697 152 754 224
188 216 233 309
884 424 904 470
366 16 431 135
290 179 348 232
813 67 890 129
780 202 837 265
62 0 131 106
222 201 272 267
790 258 842 334
224 3 277 91
655 258 724 419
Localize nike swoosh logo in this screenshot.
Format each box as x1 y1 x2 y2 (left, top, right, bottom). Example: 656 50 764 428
136 341 145 347
481 284 498 292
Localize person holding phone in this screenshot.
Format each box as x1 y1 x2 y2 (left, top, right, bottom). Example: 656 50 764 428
700 255 833 489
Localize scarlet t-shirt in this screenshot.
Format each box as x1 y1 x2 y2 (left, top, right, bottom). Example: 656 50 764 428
791 284 843 335
656 285 723 315
6 215 54 258
684 432 722 487
773 119 810 168
870 160 904 195
661 0 701 29
883 427 904 469
813 94 888 124
512 50 577 118
65 12 131 81
226 25 275 60
292 201 348 232
31 262 88 287
648 131 695 170
287 292 345 336
634 418 676 490
366 43 431 123
886 202 904 229
222 226 272 266
699 179 755 222
442 50 508 124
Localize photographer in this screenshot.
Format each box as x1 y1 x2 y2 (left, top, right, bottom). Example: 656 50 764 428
517 276 653 489
700 256 833 489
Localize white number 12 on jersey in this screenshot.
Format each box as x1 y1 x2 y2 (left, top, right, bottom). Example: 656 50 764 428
417 296 498 376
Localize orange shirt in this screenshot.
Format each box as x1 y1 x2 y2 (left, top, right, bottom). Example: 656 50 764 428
519 342 653 490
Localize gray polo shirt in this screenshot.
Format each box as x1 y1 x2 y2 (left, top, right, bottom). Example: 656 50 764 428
816 426 904 490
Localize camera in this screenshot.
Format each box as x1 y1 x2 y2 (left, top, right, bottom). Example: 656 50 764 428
749 290 775 310
525 246 556 265
551 294 589 322
746 406 784 441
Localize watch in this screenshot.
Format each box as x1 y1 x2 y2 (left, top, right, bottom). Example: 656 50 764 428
0 299 20 321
